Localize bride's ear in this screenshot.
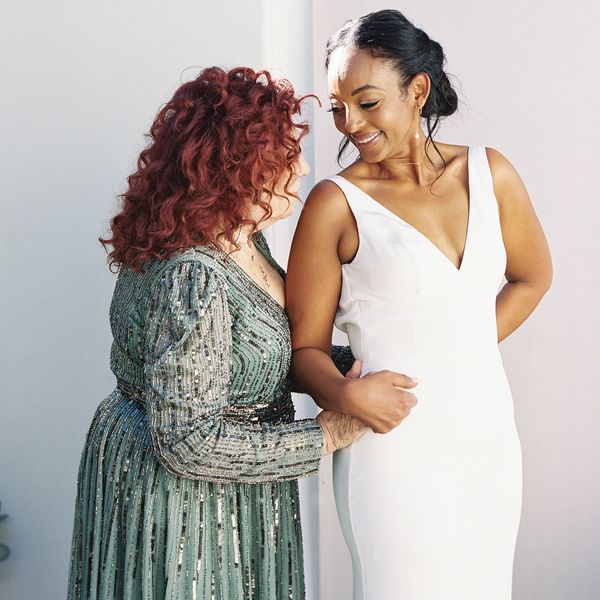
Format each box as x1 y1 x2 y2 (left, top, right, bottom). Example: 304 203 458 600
409 72 430 108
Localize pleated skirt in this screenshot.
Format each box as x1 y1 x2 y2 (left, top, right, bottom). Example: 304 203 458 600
67 390 306 600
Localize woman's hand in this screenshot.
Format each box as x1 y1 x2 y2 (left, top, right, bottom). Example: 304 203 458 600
346 370 418 434
317 410 368 455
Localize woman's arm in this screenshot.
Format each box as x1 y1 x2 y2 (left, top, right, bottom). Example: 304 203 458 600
143 259 324 484
286 180 417 434
487 148 553 341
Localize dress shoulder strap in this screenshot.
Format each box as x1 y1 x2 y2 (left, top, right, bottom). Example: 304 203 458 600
325 175 373 216
469 146 498 210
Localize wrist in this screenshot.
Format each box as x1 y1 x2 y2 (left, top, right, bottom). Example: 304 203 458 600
335 378 362 418
316 413 335 455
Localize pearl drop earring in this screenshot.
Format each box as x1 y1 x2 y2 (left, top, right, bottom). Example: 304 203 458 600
415 105 422 140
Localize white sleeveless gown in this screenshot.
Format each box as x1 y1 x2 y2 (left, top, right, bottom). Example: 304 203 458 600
329 146 522 600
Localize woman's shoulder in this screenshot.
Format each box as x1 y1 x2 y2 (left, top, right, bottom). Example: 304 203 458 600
442 142 512 175
164 245 224 270
160 246 233 288
117 246 229 295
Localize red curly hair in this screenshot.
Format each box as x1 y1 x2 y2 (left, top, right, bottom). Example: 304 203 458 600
100 66 310 271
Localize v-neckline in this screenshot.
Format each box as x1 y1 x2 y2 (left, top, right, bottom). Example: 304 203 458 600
339 146 473 273
206 235 286 312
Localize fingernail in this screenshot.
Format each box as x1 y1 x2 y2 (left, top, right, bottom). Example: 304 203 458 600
411 377 419 383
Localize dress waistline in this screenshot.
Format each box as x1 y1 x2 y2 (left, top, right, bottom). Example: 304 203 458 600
115 378 296 424
116 378 145 407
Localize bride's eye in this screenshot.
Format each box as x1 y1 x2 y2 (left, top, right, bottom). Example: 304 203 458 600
360 101 380 110
326 105 344 114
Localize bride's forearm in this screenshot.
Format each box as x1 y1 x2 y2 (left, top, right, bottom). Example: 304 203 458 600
496 280 550 342
291 347 360 415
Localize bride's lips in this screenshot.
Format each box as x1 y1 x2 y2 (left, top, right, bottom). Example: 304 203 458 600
351 131 382 149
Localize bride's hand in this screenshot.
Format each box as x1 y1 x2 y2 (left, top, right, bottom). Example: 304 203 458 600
344 359 363 379
346 370 418 434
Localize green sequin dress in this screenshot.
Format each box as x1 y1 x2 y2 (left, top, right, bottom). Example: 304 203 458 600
67 233 354 600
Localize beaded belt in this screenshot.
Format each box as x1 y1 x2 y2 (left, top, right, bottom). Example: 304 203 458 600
116 378 146 407
116 377 295 424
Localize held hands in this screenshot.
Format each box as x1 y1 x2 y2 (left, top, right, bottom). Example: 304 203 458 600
345 360 419 434
316 359 368 455
315 359 419 454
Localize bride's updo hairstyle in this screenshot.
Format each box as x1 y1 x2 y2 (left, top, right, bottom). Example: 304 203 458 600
325 9 459 164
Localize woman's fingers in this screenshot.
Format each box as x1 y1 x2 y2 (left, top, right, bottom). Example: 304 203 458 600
346 369 419 434
363 370 417 388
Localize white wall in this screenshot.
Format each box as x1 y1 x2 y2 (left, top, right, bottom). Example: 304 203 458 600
0 3 265 599
311 2 600 599
259 2 321 598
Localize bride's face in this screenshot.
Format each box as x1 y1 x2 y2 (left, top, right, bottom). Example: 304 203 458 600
327 47 425 162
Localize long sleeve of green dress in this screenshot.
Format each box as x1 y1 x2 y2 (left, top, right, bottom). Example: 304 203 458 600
143 259 324 484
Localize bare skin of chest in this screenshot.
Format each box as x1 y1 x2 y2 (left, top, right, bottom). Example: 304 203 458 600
247 252 286 307
340 151 471 269
261 256 286 306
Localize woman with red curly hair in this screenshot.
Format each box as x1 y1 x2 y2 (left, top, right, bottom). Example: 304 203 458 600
66 66 366 600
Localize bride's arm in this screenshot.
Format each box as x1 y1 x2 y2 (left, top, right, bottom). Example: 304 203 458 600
286 180 417 434
486 148 553 342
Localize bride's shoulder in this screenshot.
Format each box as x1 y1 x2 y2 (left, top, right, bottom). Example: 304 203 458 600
307 177 348 206
301 177 356 227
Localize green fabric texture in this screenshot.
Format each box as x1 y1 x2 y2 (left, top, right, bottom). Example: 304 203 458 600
67 233 351 600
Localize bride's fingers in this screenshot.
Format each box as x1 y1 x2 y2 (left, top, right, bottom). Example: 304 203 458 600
380 370 418 388
345 359 363 379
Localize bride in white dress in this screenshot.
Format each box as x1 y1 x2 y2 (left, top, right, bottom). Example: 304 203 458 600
287 9 552 600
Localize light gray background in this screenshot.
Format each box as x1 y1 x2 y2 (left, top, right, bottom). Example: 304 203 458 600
1 1 598 599
0 2 266 599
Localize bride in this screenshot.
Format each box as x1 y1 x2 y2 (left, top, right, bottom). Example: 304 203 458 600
287 9 552 600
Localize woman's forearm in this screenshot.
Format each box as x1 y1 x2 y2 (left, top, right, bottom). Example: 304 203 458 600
496 280 550 342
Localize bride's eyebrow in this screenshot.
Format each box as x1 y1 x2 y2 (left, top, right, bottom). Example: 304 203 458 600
328 84 383 101
351 84 382 96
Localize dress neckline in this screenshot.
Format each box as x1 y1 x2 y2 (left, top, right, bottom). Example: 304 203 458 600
202 236 286 312
337 146 473 273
